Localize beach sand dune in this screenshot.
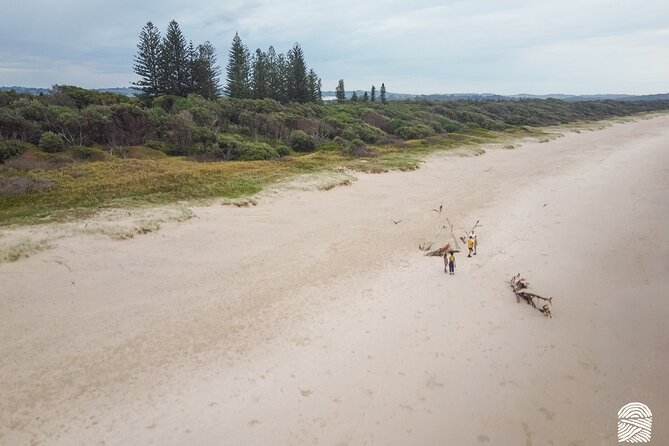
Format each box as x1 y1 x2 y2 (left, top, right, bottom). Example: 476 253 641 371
1 115 668 445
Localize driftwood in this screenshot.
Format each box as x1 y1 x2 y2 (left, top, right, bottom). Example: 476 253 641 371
420 205 465 253
460 220 482 244
425 243 460 257
510 274 553 318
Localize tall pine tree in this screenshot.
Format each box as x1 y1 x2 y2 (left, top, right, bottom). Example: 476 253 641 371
307 69 321 103
132 22 163 98
335 79 346 103
370 85 376 102
225 32 251 98
380 83 387 104
160 20 190 97
286 43 309 103
192 41 221 99
266 46 284 102
251 49 269 99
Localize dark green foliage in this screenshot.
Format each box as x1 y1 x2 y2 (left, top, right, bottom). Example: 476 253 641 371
133 22 163 97
342 122 385 143
307 69 321 103
336 80 346 103
225 33 251 98
132 21 221 99
362 92 369 103
236 141 278 160
0 107 41 142
286 43 310 103
251 49 270 99
395 124 435 140
351 91 358 102
371 85 376 102
192 41 222 100
275 144 291 157
266 47 286 103
289 130 316 152
0 139 30 163
160 20 190 97
380 83 387 104
3 85 669 165
39 132 65 153
195 133 278 160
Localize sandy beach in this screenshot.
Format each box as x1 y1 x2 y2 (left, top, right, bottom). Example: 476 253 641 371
1 115 668 445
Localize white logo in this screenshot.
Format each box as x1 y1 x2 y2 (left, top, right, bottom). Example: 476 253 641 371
618 402 652 443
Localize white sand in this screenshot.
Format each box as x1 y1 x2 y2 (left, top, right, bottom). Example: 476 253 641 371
1 115 668 445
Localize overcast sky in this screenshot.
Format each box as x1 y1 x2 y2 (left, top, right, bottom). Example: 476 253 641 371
1 0 668 95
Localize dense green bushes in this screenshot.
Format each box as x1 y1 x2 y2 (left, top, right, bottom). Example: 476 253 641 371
38 132 65 153
0 86 668 165
0 139 30 163
289 130 316 152
192 133 281 160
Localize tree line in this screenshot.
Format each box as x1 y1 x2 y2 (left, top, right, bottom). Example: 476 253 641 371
133 21 322 104
336 80 387 104
133 21 221 100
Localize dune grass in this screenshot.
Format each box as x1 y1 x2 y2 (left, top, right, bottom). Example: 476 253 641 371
0 126 548 226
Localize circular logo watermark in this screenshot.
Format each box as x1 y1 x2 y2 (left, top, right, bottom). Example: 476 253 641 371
618 402 652 443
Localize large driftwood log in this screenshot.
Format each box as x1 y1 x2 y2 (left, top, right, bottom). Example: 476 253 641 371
425 243 460 257
510 274 553 318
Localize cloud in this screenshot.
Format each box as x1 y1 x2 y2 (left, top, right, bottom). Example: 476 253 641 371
0 0 667 94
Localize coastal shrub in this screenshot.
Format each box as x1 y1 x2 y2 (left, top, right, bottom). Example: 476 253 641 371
144 139 169 151
289 130 316 152
460 111 506 130
437 117 466 132
275 145 291 157
341 123 385 144
395 124 434 140
388 118 409 133
316 141 342 152
236 141 278 161
361 110 390 132
194 133 279 160
0 139 30 163
39 132 65 153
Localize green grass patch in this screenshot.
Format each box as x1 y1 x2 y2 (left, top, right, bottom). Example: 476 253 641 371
0 122 635 226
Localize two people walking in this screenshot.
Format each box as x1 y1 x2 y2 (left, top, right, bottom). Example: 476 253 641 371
444 251 456 275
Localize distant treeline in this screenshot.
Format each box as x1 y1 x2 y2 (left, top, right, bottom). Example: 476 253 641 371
2 85 669 163
133 20 322 103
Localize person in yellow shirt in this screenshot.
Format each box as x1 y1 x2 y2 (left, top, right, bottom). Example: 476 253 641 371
467 236 474 257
